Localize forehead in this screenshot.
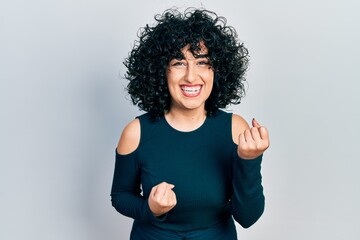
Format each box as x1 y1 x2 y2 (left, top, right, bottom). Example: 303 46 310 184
179 42 209 59
181 42 208 53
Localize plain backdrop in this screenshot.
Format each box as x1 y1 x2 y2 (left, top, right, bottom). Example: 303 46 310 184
1 0 359 239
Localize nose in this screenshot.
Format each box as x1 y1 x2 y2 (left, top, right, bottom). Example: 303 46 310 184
185 64 196 83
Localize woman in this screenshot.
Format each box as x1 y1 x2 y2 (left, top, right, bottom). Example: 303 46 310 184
111 8 270 240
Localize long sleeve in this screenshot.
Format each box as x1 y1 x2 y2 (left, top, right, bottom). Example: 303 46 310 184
231 148 265 228
110 150 163 222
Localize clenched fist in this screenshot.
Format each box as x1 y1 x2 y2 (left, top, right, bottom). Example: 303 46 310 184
238 118 270 160
148 182 177 217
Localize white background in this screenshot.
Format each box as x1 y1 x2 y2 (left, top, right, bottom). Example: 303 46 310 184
1 0 359 239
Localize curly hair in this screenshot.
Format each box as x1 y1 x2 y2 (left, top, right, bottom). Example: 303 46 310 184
124 8 249 120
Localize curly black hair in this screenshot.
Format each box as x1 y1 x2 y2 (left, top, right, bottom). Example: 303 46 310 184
124 8 249 120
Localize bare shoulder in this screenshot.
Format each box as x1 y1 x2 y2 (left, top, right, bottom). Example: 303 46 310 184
117 118 140 155
231 113 250 145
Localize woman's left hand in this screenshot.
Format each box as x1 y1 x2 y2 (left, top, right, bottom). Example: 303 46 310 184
237 118 270 160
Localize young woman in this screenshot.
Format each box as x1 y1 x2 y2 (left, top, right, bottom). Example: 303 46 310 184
111 8 270 240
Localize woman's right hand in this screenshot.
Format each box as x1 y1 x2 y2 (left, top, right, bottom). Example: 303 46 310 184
148 182 177 217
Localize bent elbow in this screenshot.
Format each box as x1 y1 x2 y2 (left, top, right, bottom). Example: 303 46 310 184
232 197 265 228
233 208 264 228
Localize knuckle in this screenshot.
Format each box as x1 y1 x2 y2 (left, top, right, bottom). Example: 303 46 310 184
239 145 249 152
256 142 263 149
261 139 269 149
248 142 256 150
261 126 268 132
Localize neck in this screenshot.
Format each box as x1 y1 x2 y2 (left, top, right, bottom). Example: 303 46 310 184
165 107 207 132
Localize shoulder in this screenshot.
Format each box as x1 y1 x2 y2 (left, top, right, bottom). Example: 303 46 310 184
117 118 141 155
231 113 250 145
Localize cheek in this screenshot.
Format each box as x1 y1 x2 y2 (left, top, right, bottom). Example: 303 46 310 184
205 73 214 87
207 76 215 94
166 73 174 86
167 78 176 92
166 76 178 96
207 81 214 94
204 69 214 80
166 70 180 84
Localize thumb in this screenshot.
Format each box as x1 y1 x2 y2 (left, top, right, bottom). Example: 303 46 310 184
252 118 261 128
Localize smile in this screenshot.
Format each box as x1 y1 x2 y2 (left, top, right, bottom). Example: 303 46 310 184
180 85 202 97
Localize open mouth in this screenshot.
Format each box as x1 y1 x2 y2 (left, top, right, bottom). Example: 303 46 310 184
180 85 202 97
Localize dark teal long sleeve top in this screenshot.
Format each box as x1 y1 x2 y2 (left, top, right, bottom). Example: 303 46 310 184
111 110 264 231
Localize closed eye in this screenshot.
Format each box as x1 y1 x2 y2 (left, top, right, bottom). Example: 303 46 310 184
172 61 185 66
197 61 209 65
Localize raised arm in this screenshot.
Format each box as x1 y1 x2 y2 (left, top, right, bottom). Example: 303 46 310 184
230 114 269 228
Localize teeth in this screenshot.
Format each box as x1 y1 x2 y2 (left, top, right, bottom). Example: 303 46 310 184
181 86 201 94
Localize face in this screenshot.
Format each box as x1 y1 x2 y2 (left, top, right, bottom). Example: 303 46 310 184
166 43 214 112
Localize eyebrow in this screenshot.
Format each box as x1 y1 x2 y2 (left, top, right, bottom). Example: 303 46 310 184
171 53 209 61
193 54 209 59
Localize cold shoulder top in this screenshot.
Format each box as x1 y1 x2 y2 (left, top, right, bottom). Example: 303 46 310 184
111 110 264 231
